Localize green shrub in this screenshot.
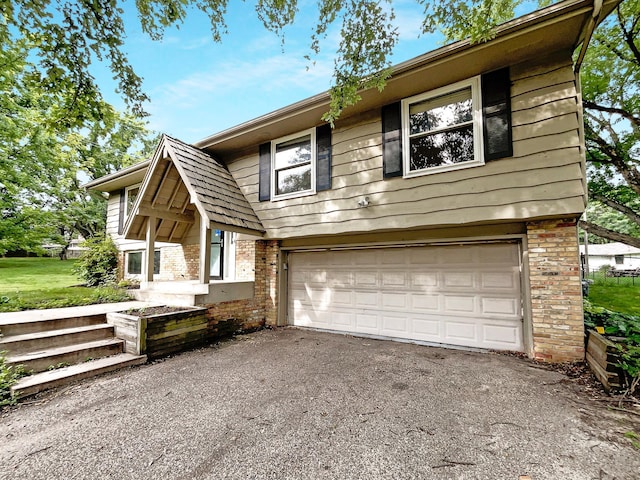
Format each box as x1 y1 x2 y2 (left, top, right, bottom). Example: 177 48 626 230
73 236 119 287
584 300 640 395
0 352 25 407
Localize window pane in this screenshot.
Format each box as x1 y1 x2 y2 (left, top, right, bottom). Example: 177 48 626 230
409 88 472 135
274 135 312 170
154 250 161 275
126 187 139 216
127 252 142 275
276 164 311 195
409 125 474 170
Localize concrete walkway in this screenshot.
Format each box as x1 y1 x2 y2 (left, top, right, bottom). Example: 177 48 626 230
1 328 639 480
0 301 154 325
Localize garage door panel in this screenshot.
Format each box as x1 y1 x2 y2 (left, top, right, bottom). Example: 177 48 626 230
355 291 378 307
445 320 478 342
481 271 518 289
382 271 407 287
412 317 441 337
382 315 408 335
444 272 475 288
443 295 477 313
289 243 524 352
355 313 378 331
483 322 521 347
382 292 408 309
411 294 440 311
355 271 377 286
482 297 519 317
412 272 439 287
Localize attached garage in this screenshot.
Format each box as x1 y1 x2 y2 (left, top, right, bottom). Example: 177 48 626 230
288 242 525 352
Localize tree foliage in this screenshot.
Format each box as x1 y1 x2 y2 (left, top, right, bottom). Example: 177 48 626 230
579 0 640 248
0 0 527 127
0 38 156 256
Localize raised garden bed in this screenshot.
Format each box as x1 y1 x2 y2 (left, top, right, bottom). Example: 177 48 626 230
585 330 626 392
107 306 209 360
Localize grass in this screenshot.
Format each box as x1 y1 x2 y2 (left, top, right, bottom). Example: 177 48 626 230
586 271 640 316
0 257 131 313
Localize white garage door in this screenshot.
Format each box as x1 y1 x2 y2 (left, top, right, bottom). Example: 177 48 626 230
288 243 524 351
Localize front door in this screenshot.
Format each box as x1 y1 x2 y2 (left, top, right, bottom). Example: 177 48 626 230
210 230 224 280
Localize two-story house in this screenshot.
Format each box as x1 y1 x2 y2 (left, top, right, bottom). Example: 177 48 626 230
86 0 619 362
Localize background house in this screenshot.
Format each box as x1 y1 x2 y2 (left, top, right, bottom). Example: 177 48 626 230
581 242 640 271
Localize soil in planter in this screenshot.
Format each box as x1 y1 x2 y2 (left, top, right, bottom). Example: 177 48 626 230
125 306 193 316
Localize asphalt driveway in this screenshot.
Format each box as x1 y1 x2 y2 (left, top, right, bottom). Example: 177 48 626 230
1 328 639 480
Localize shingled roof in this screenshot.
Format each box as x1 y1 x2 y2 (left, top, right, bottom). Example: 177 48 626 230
123 135 264 242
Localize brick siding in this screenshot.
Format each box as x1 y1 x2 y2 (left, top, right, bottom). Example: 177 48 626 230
527 218 584 362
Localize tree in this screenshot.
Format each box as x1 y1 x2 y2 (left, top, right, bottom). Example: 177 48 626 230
0 39 156 256
579 0 640 248
0 0 525 127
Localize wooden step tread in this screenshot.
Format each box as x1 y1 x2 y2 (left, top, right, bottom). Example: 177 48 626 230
0 323 112 344
7 338 124 364
11 354 147 398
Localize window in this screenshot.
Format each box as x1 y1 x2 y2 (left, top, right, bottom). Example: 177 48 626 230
124 184 140 219
258 125 332 202
126 250 160 276
402 77 483 176
615 255 624 265
272 129 315 199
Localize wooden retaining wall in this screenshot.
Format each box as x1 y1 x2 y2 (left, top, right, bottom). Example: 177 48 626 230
585 330 625 392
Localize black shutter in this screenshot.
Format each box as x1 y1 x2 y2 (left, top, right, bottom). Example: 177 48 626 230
118 189 125 235
258 142 271 202
382 102 403 178
316 124 332 191
481 68 512 161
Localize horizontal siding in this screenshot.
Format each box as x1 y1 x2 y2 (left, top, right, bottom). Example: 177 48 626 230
226 56 585 239
105 193 121 237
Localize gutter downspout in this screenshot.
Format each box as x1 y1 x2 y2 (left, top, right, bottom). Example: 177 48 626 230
574 0 604 280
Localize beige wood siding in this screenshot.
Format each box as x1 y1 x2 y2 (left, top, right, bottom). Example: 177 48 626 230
227 56 585 240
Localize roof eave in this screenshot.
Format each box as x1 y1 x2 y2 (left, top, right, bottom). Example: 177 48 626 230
84 160 150 192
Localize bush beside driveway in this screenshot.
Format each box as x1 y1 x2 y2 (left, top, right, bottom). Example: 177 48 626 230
1 328 639 480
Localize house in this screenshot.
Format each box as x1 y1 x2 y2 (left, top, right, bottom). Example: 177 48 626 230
86 0 620 363
580 243 640 272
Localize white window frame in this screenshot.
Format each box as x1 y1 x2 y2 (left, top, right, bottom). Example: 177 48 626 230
271 128 316 201
124 183 141 219
125 249 160 277
401 76 484 178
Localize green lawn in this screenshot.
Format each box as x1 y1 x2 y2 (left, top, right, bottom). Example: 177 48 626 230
0 257 131 312
586 271 640 316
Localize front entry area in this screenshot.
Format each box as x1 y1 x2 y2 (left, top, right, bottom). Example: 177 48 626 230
288 242 525 352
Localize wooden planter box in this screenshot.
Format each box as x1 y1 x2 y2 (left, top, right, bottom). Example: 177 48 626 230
107 306 209 360
585 329 626 392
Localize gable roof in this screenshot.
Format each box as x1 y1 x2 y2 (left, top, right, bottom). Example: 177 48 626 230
123 135 264 242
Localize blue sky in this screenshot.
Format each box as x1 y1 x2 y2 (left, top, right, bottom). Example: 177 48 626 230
97 1 442 144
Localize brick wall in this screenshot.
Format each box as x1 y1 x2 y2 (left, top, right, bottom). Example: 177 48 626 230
527 218 584 362
205 239 280 332
158 244 199 280
235 240 256 281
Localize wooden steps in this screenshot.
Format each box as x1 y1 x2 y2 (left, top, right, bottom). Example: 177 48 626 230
6 338 126 373
0 307 147 399
11 354 147 398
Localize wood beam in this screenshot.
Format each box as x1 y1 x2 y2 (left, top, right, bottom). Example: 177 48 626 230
145 214 157 283
137 205 195 224
167 176 183 209
151 161 173 207
199 214 212 284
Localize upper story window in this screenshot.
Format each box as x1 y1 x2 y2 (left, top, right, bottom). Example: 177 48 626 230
401 77 484 177
271 129 316 199
124 184 140 219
